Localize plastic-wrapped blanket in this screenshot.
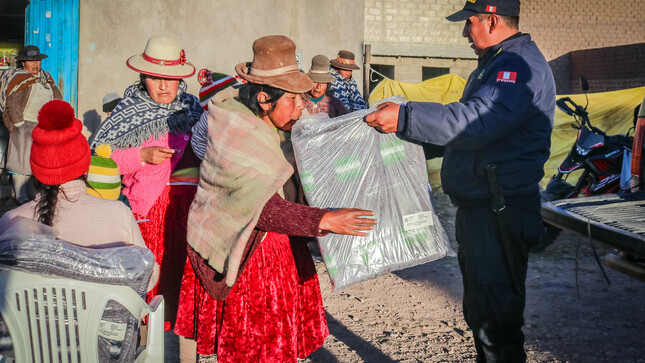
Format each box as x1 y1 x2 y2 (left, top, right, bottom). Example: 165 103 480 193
291 96 452 291
0 219 155 362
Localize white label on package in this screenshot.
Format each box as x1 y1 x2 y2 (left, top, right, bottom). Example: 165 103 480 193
98 320 127 341
403 211 434 230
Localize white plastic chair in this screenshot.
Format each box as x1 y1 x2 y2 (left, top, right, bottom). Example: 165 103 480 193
0 269 164 363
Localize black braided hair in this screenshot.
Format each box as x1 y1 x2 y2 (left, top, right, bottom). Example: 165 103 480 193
33 176 87 227
34 184 60 227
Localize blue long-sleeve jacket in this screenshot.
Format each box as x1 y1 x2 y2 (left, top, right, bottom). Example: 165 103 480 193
397 33 555 205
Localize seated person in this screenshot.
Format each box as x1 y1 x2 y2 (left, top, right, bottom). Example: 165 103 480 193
0 99 158 289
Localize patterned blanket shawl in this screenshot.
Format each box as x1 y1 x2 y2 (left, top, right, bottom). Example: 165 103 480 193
187 96 293 287
0 68 57 113
91 81 202 149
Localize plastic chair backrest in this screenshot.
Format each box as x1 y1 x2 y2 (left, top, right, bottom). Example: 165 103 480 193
0 269 164 363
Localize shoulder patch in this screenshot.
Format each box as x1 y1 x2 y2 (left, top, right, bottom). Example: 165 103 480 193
496 71 517 83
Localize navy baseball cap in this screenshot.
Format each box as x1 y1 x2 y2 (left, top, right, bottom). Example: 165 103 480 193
446 0 520 22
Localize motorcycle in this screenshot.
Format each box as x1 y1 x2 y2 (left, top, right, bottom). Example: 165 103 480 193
537 76 634 249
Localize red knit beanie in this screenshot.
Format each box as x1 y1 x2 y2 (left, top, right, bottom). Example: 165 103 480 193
30 100 91 185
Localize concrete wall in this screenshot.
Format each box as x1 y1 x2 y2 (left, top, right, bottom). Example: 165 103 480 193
369 56 474 84
78 0 365 134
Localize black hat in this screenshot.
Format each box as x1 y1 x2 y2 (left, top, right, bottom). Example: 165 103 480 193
15 45 48 61
446 0 520 22
102 93 122 113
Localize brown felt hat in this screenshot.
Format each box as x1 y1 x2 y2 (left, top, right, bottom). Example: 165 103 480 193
306 54 335 83
330 50 360 71
235 35 313 94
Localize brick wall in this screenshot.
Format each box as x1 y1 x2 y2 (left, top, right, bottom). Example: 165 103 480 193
520 0 645 62
365 0 466 46
557 43 645 94
365 0 645 92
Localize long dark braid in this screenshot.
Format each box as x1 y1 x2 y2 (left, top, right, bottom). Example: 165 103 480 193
34 184 60 227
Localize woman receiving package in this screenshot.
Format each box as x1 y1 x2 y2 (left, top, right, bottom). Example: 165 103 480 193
0 99 157 289
177 35 377 362
90 36 202 329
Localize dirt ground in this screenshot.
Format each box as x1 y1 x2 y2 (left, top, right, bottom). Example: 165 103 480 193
2 184 643 362
303 191 645 363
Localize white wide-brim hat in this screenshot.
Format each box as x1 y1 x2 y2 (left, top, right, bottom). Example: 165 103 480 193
126 36 196 79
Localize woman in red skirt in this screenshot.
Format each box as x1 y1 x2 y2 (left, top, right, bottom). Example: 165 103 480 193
91 35 203 331
174 35 376 362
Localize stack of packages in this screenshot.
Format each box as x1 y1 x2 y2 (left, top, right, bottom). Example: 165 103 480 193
291 96 452 291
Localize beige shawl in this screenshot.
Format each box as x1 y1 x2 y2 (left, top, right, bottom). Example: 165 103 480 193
187 94 293 287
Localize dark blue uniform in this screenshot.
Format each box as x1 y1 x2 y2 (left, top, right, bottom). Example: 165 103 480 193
397 33 555 362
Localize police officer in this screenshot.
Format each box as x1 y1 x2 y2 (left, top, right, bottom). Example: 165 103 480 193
365 0 555 361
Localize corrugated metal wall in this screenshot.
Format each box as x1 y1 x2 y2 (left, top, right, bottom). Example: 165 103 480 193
24 0 79 109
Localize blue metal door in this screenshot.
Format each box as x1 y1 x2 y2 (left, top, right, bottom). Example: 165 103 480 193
24 0 79 109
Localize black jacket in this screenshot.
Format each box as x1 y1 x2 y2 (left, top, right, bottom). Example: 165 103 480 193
397 33 556 205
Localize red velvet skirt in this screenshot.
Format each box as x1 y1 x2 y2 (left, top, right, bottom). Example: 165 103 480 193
134 184 197 331
174 232 329 362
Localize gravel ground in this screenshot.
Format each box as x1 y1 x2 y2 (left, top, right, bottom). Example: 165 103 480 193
2 183 642 362
302 191 645 363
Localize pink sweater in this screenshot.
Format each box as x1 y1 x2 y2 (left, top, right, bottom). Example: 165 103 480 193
111 132 191 216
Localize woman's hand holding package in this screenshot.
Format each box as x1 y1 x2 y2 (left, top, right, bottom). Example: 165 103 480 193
319 209 376 237
140 146 175 165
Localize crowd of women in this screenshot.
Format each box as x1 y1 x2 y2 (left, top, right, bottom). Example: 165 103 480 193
0 34 377 362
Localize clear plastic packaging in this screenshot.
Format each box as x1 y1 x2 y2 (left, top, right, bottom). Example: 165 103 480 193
0 218 155 362
291 96 452 291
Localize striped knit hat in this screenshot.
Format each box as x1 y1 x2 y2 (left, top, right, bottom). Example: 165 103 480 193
87 144 121 200
198 69 237 110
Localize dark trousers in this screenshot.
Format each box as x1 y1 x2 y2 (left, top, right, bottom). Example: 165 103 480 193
455 202 541 363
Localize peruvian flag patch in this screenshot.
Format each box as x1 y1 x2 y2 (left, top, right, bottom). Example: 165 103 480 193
486 5 497 12
496 71 517 83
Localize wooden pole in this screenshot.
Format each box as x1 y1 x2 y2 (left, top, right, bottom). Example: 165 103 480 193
363 44 371 106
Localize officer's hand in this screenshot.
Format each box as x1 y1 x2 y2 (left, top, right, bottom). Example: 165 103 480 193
364 102 400 133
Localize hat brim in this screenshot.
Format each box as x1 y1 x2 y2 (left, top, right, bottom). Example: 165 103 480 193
446 8 478 22
16 54 48 61
126 54 196 79
235 62 313 94
329 59 360 71
307 72 335 84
